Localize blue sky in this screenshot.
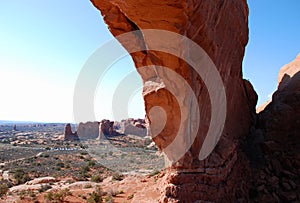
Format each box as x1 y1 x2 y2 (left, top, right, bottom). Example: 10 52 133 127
0 0 299 123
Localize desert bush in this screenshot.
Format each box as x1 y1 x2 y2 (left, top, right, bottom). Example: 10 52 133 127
148 170 160 177
84 183 92 189
127 193 134 200
42 154 50 158
80 151 88 156
44 191 53 202
87 192 101 203
91 175 103 183
13 168 31 185
56 162 64 168
107 189 120 197
0 183 8 197
38 184 52 193
87 160 96 167
87 186 105 203
112 173 123 181
18 190 36 201
44 188 71 203
104 194 113 203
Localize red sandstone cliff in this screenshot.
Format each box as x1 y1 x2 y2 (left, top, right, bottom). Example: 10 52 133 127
90 0 257 202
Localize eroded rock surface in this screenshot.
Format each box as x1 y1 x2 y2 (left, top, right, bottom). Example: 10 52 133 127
91 0 257 202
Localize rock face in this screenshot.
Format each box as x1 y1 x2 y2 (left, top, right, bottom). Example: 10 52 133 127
77 121 100 139
63 123 79 141
99 119 115 136
116 118 147 137
91 0 257 202
250 54 300 202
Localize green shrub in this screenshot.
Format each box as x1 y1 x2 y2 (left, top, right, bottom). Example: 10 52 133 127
87 160 96 167
56 162 64 168
91 175 103 183
148 170 160 177
84 183 92 189
87 186 105 203
38 184 52 193
127 193 134 200
0 183 8 197
13 168 31 185
112 173 123 181
104 194 113 203
44 188 72 203
44 191 53 202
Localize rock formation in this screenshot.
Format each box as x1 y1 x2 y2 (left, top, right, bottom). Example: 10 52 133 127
91 0 257 202
116 118 147 137
99 119 147 137
249 54 300 202
76 121 100 140
99 119 115 136
63 123 79 141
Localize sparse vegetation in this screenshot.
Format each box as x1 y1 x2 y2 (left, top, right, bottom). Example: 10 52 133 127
91 175 103 183
84 183 92 189
87 186 105 203
38 184 52 193
104 194 113 203
108 188 122 197
13 168 31 185
44 188 72 203
88 160 96 167
0 183 8 197
127 193 134 200
112 173 123 181
148 170 160 177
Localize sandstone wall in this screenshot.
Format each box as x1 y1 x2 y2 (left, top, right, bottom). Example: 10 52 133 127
91 0 257 202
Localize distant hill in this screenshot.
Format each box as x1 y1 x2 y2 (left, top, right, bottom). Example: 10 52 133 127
0 120 68 125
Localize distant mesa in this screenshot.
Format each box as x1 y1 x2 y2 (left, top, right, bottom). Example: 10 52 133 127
62 118 148 141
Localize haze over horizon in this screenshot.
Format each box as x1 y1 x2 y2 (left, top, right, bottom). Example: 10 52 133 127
0 0 299 123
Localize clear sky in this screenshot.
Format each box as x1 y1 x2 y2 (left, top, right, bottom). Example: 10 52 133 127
0 0 299 123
